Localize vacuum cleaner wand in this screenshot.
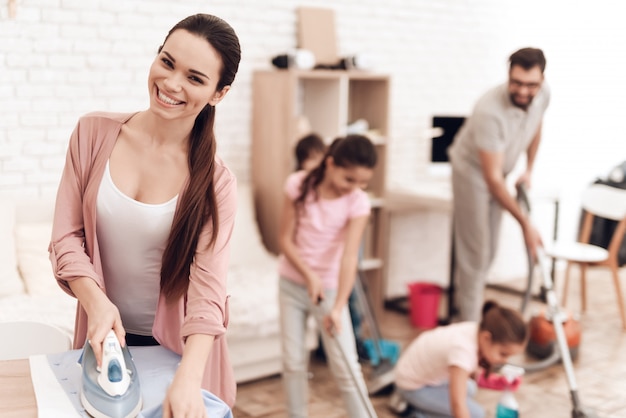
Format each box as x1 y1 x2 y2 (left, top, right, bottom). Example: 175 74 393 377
517 184 598 418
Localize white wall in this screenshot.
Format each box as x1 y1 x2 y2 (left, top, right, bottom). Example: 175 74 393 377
1 0 625 242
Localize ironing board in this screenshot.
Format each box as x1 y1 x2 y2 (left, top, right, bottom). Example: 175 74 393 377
28 345 232 417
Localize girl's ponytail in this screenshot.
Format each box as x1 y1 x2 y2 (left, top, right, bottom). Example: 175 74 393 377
481 300 499 317
479 300 527 345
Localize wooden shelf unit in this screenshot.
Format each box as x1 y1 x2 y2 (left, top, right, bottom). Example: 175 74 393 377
251 69 390 313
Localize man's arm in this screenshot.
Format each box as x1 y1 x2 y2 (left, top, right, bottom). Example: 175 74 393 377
478 149 528 227
479 148 542 257
526 121 542 173
517 121 543 188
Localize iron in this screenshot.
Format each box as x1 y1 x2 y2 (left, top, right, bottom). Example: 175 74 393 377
79 330 143 418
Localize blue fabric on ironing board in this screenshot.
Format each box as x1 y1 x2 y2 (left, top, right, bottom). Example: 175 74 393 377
45 345 232 417
138 390 232 418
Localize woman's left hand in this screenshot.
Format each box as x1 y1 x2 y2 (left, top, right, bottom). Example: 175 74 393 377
162 373 207 418
323 307 343 336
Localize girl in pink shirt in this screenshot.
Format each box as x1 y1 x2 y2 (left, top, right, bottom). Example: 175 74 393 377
393 301 527 418
278 135 377 417
49 14 240 414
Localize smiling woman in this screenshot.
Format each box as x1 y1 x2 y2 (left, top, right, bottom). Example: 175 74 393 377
149 29 228 119
48 13 241 416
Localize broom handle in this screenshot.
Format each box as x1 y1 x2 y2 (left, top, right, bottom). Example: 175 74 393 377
354 270 386 358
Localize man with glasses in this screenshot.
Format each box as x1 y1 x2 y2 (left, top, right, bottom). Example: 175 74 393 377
448 48 549 321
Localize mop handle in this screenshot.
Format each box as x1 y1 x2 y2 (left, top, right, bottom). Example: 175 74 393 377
317 299 379 418
353 270 386 358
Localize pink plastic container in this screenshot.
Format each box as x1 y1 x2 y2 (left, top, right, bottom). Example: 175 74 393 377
407 282 441 329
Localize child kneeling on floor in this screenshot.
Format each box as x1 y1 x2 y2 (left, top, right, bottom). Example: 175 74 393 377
393 300 527 418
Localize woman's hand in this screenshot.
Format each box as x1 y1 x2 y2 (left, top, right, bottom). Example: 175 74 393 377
68 276 125 367
162 373 207 418
85 295 125 367
162 334 214 418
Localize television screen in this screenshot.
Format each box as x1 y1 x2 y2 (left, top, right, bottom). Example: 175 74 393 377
430 116 466 163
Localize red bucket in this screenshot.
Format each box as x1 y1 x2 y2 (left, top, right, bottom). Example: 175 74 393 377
407 282 441 329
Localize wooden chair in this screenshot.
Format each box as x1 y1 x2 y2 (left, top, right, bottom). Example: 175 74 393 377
0 321 72 360
544 183 626 330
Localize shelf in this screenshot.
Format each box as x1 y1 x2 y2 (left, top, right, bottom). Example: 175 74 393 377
368 195 385 208
367 133 388 145
359 258 383 271
252 69 390 317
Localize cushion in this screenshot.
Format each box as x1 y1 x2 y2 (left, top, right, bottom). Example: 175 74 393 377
227 263 280 339
15 222 58 295
0 292 76 337
0 202 26 296
229 183 274 266
227 183 284 339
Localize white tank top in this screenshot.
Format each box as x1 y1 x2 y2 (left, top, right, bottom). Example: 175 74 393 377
96 161 178 335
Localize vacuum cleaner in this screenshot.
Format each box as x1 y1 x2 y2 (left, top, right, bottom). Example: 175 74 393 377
515 184 598 418
80 330 143 418
527 308 581 363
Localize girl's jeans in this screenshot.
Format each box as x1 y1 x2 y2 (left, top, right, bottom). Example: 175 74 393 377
279 277 374 418
398 380 485 418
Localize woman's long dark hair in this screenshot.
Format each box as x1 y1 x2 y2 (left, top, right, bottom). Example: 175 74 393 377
294 134 377 221
159 14 241 301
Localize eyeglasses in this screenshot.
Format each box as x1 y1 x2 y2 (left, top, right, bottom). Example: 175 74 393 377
509 79 542 90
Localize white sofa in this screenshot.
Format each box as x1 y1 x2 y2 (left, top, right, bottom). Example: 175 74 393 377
0 199 77 337
0 184 316 383
226 183 317 383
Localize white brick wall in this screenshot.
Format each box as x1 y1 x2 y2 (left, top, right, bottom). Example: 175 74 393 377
1 0 626 244
0 0 497 199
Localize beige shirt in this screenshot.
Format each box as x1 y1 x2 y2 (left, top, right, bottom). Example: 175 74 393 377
448 82 550 177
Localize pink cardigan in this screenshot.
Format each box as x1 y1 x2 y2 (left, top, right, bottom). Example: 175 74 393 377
49 111 237 407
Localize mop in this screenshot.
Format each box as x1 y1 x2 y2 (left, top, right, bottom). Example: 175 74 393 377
515 184 598 418
353 270 400 395
79 330 143 418
318 299 379 418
